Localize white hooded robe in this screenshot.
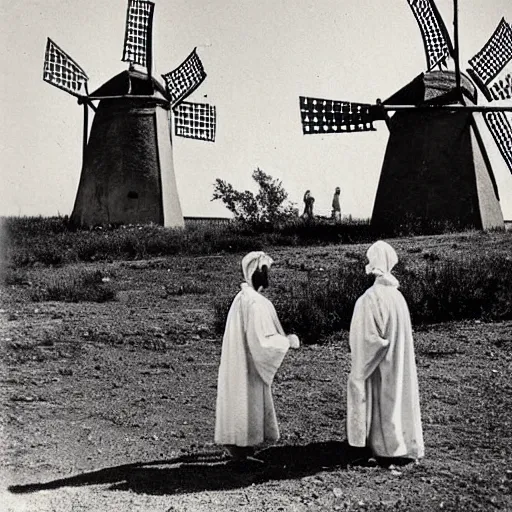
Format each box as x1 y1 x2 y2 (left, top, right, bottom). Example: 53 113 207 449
347 241 424 459
215 253 292 447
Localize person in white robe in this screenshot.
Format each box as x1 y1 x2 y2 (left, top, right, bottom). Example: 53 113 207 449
215 251 300 461
347 240 424 461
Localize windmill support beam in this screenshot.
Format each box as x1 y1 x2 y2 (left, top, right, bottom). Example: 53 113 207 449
453 0 462 97
82 102 88 167
77 99 97 113
85 100 97 113
381 105 512 113
87 95 170 106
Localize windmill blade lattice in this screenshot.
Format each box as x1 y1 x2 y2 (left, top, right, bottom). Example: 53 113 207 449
299 96 378 135
406 0 454 71
467 18 512 101
486 73 512 101
43 38 89 97
162 49 206 106
485 111 512 175
122 0 155 67
173 101 216 142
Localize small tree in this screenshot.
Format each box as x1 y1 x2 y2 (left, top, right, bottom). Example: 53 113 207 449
212 168 297 225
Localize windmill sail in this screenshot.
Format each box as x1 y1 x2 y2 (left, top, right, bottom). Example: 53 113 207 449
162 49 206 106
406 0 454 71
122 0 155 68
467 18 512 101
174 101 216 142
43 38 88 96
485 111 512 174
487 72 512 101
299 96 378 135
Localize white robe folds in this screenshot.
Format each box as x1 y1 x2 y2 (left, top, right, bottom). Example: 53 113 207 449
347 275 424 459
215 283 290 447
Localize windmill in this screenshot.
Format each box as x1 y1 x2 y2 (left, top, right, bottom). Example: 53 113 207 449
299 0 512 234
43 0 217 228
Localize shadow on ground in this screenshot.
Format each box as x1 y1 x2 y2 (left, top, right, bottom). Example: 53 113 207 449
8 440 373 496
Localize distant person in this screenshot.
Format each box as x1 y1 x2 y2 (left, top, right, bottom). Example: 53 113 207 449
346 241 424 462
303 190 315 219
215 251 300 463
332 187 341 223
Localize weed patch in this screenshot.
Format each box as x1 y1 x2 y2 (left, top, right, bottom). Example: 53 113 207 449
31 270 115 303
163 281 211 296
400 254 512 323
2 268 30 286
3 216 376 267
213 254 512 345
274 265 372 344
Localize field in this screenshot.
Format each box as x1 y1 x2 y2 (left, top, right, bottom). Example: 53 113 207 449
1 226 512 511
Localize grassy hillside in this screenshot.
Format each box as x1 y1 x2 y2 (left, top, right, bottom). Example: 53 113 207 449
3 219 511 344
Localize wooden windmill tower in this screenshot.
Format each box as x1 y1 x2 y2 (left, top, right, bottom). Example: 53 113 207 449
299 0 512 234
43 0 216 228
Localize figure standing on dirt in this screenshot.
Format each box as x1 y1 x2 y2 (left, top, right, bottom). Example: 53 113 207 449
346 241 424 462
302 190 315 219
215 251 300 463
332 187 341 223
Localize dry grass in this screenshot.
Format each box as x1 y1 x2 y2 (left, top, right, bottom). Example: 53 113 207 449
30 269 115 303
214 249 512 344
2 216 381 267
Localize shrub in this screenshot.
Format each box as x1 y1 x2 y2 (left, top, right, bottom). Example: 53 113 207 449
33 246 64 266
399 254 512 323
388 215 473 238
212 253 512 345
212 168 297 226
212 264 372 345
274 265 373 344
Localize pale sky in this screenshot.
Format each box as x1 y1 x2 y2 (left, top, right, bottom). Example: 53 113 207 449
1 0 511 220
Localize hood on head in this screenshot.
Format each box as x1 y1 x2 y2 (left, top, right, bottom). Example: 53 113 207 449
242 251 274 287
365 240 398 277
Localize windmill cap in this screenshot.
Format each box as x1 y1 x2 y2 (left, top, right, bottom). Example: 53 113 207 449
384 70 477 106
89 69 168 101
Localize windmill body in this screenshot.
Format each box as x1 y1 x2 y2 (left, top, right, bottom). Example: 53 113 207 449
44 1 216 229
372 70 504 232
70 69 184 228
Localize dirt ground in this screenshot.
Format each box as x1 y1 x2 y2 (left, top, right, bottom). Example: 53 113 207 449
1 233 511 511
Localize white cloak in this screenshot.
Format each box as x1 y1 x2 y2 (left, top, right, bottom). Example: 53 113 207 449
215 283 290 447
347 275 424 459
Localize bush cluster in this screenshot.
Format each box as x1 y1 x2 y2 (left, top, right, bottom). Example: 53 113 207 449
3 213 485 270
399 254 512 324
212 168 297 225
213 254 512 344
3 216 375 268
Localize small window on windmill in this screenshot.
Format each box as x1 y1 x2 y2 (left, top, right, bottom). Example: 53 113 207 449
127 191 138 199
